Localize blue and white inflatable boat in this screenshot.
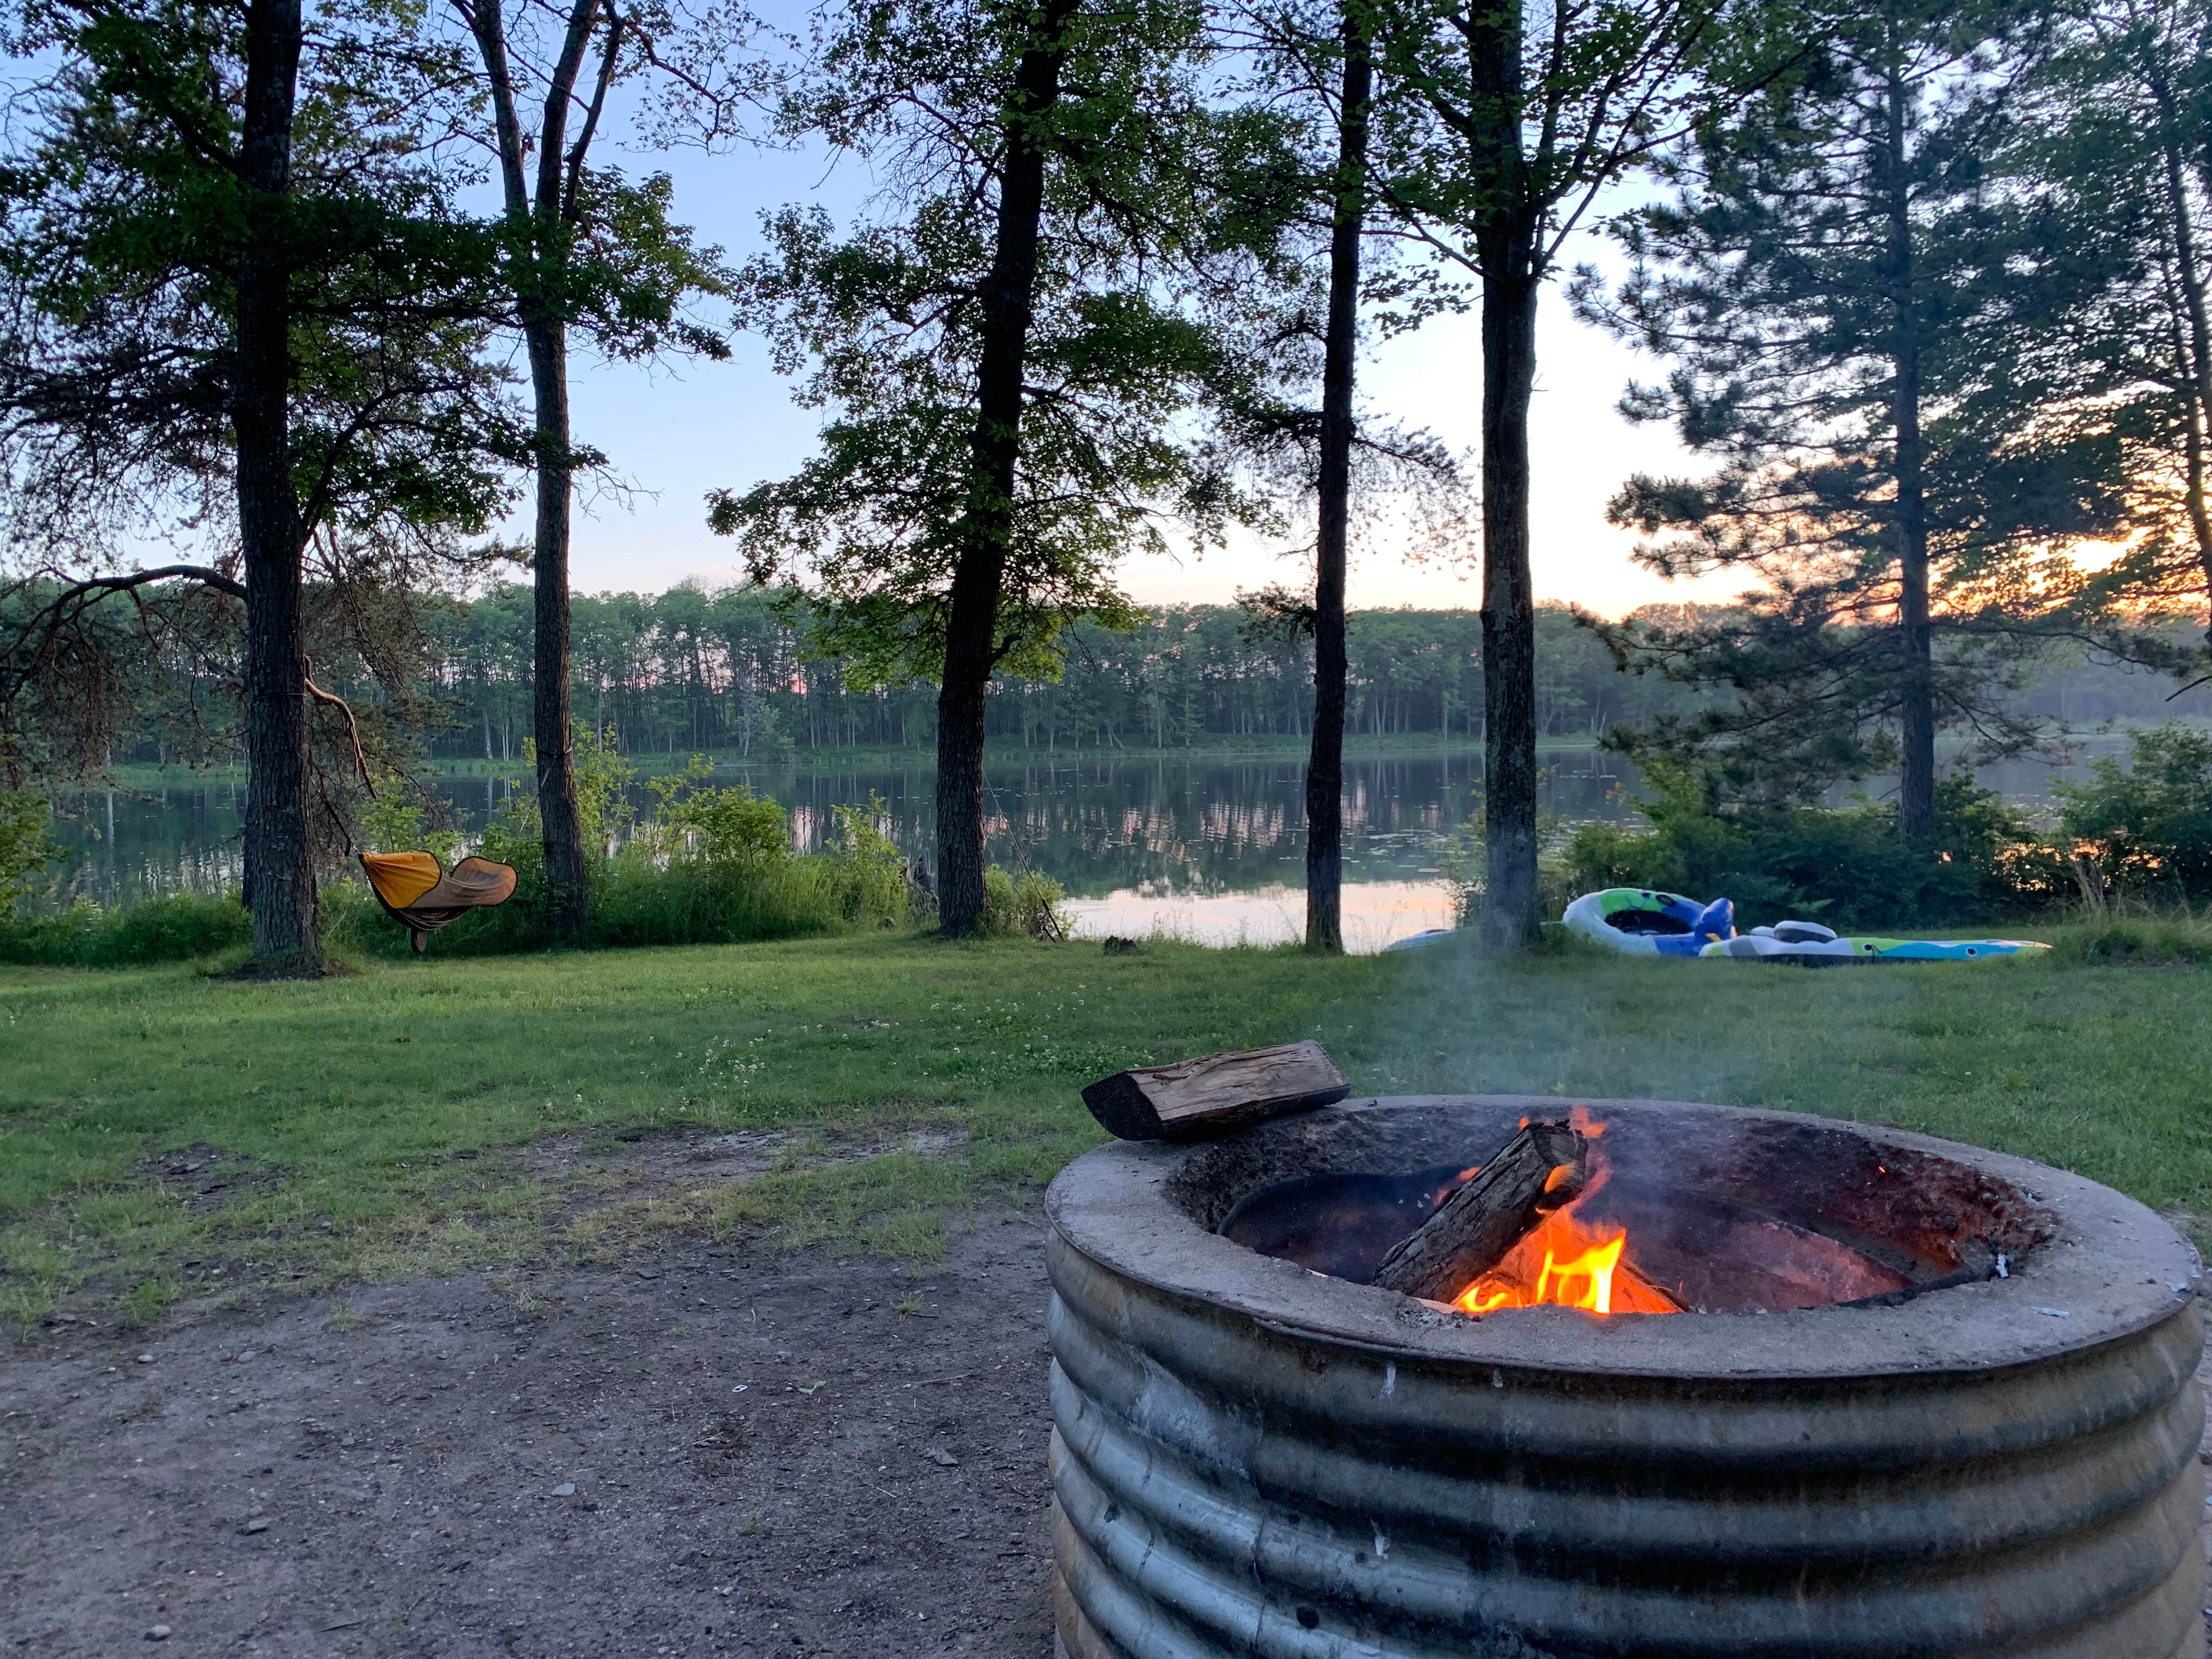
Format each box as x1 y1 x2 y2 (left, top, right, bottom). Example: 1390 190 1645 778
1560 888 2048 963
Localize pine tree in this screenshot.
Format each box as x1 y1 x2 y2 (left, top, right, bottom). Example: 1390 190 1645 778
1573 0 2126 822
1997 0 2212 665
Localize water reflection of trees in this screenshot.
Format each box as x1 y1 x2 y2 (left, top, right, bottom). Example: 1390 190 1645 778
42 783 249 907
48 753 1651 905
44 751 1650 905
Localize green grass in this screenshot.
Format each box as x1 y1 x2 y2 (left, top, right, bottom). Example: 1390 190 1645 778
3 930 2209 1328
2046 908 2212 966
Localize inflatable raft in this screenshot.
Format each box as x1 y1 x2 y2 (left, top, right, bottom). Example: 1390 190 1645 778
1561 888 2048 963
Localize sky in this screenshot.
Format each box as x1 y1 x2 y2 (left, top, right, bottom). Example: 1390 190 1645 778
533 101 1749 618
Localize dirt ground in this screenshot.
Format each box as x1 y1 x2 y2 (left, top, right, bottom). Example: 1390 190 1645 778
0 1211 1059 1658
5 1204 2211 1659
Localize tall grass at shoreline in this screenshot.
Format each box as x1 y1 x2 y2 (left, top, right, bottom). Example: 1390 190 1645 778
2 742 1070 966
0 891 251 967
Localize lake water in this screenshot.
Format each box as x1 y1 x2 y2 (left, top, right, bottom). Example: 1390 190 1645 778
38 740 2134 952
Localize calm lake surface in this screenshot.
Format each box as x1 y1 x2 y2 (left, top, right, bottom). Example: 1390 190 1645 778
42 740 2132 953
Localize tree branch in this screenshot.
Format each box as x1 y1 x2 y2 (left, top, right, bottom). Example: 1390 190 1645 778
563 2 624 224
60 563 247 601
301 656 376 795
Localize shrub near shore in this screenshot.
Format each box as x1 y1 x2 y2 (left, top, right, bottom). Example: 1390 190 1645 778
1560 774 2066 932
332 747 921 958
0 891 251 967
1561 724 2212 933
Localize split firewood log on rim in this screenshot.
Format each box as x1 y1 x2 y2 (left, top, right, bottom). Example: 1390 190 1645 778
1080 1042 1349 1141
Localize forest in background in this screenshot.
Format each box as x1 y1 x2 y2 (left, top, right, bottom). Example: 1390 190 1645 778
7 0 2212 965
83 587 2212 773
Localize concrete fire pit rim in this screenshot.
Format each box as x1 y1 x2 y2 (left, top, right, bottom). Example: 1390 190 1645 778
1046 1093 2202 1380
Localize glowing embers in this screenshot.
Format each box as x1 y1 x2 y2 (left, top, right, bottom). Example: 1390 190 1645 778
1449 1204 1683 1317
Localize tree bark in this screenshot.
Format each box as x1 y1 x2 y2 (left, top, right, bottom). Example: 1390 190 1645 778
235 0 321 975
1884 47 1935 843
2174 305 2212 617
1305 12 1370 956
528 316 589 940
531 0 603 944
1080 1041 1348 1140
1460 0 1543 952
936 0 1077 936
2140 40 2212 630
1477 264 1541 948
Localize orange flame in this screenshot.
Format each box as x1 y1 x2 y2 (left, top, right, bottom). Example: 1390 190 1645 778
1445 1107 1678 1318
1451 1210 1679 1317
1450 1200 1680 1317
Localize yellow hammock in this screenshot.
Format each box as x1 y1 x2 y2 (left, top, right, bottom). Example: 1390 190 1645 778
359 851 517 955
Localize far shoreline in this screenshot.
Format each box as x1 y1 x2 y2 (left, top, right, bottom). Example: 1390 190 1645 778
77 730 1595 790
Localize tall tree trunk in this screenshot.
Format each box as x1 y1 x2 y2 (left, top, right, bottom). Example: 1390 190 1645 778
1884 50 1934 842
235 0 321 975
1305 12 1370 956
466 0 602 943
1468 0 1541 952
936 0 1077 935
1477 270 1542 950
528 317 590 939
2172 306 2212 614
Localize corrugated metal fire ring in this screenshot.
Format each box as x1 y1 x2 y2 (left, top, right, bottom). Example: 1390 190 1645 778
1046 1095 2205 1659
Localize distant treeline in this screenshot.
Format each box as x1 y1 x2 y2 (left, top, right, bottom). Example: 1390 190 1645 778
96 585 2212 769
418 589 1713 761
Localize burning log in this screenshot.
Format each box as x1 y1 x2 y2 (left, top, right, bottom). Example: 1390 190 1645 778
1370 1120 1588 1300
1080 1042 1349 1141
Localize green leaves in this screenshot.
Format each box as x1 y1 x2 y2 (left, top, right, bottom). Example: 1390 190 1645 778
2056 723 2212 902
1987 0 2212 656
713 0 1272 688
0 0 523 555
528 166 732 363
0 789 53 912
1573 0 2141 802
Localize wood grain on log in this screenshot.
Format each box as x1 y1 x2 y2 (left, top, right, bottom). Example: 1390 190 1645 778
1369 1121 1588 1300
1080 1042 1349 1141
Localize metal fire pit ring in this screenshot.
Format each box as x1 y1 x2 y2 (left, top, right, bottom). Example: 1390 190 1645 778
1045 1095 2205 1659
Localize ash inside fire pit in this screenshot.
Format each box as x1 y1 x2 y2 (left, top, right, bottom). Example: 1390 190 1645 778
1214 1105 2051 1315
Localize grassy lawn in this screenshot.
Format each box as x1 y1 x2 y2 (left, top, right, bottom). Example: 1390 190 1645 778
4 933 2209 1329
